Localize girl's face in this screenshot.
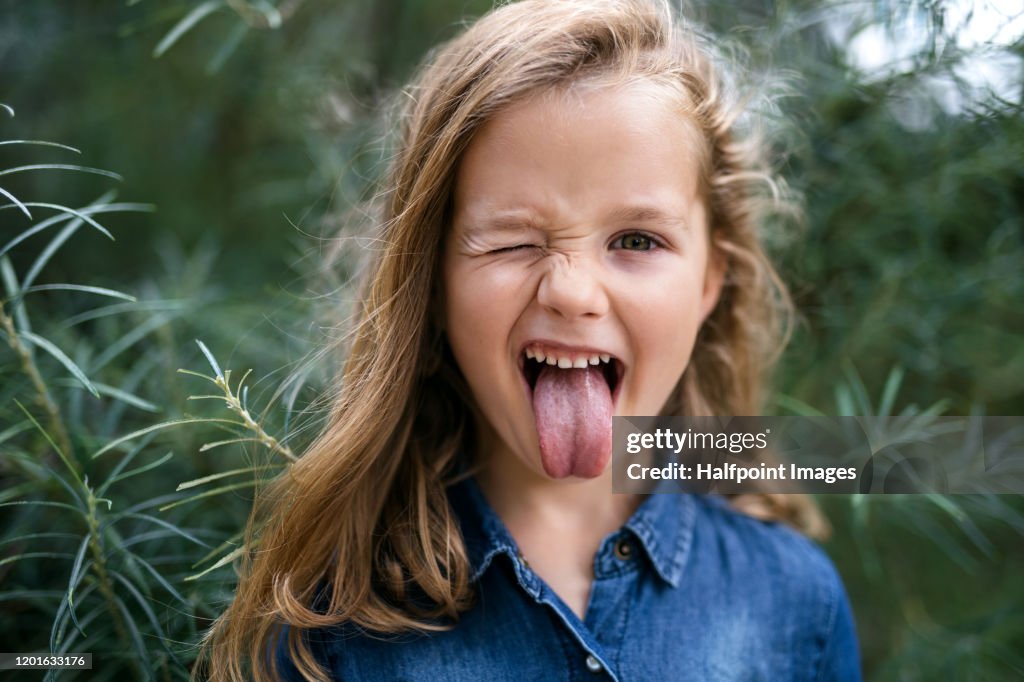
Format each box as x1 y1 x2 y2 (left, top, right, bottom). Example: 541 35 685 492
442 82 723 481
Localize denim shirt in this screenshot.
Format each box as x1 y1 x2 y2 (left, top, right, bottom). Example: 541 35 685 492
277 478 861 681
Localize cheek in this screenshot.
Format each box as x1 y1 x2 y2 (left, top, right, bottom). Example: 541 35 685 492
443 261 528 360
627 289 701 366
615 260 708 410
617 256 707 331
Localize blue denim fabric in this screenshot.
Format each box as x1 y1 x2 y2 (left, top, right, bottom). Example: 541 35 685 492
276 478 861 681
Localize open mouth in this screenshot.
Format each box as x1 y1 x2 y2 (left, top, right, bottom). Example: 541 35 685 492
518 345 623 403
518 342 622 479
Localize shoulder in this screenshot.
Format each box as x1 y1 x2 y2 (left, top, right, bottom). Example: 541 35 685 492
690 494 840 591
686 495 861 681
272 621 349 682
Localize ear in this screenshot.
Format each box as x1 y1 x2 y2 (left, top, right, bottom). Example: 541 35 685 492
699 241 726 323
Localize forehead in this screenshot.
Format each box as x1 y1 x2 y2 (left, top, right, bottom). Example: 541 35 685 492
452 81 707 230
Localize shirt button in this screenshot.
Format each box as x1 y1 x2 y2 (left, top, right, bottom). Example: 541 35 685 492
613 538 634 560
585 654 603 673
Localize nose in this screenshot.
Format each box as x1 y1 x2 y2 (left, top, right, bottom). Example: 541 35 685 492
536 255 609 320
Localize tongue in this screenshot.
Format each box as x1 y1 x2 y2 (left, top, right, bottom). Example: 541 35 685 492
532 365 613 479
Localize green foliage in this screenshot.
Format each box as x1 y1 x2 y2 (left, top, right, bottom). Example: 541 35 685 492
1 0 1022 679
0 106 318 679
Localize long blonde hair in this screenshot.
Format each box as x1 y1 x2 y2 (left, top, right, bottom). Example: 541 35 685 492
201 1 823 679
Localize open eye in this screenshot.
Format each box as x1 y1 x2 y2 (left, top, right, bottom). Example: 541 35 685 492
613 232 661 251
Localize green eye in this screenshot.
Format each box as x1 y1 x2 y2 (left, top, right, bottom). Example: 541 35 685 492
617 233 655 251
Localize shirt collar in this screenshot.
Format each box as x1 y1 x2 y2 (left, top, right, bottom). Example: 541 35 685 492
622 489 695 587
448 476 696 588
447 475 522 582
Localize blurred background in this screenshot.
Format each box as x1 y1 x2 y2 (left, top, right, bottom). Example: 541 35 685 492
1 0 1022 679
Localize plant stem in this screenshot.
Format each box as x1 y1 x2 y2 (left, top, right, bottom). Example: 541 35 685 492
0 306 76 466
216 375 296 461
86 490 143 678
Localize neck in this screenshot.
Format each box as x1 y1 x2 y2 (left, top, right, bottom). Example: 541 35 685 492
475 438 640 548
474 436 642 620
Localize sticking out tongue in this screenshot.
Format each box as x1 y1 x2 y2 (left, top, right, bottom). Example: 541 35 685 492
532 365 613 479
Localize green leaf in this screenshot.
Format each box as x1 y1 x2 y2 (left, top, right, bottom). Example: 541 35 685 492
104 452 173 489
247 0 282 28
0 532 79 548
118 528 189 550
24 211 90 289
56 379 160 413
878 366 905 417
192 530 244 568
1 254 31 334
65 536 92 638
177 368 218 384
0 139 81 153
89 314 172 372
10 284 137 304
0 202 116 249
0 481 39 504
109 593 151 679
773 394 827 416
110 493 191 518
841 361 873 415
13 399 83 487
159 480 256 512
112 512 210 549
7 497 73 525
95 434 156 498
49 602 105 673
19 331 99 397
124 550 190 607
835 384 855 417
0 419 33 447
0 589 63 602
60 297 186 329
0 185 32 219
0 163 123 182
194 338 223 379
926 494 996 557
176 464 276 490
92 418 245 458
197 437 263 452
110 571 177 663
206 20 249 74
154 0 224 58
23 196 153 288
0 199 151 266
185 544 245 581
0 551 76 567
50 582 98 654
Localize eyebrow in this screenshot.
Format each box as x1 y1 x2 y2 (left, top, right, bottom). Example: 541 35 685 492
459 212 546 234
606 205 690 230
459 205 689 233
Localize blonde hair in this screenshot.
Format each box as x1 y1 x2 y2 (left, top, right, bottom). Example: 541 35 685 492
200 1 824 679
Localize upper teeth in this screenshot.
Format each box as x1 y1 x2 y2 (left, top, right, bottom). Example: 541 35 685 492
525 347 613 368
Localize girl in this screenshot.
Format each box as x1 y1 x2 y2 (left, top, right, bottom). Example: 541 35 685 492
203 0 860 679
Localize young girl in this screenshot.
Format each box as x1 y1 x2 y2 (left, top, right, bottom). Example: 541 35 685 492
203 1 860 679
